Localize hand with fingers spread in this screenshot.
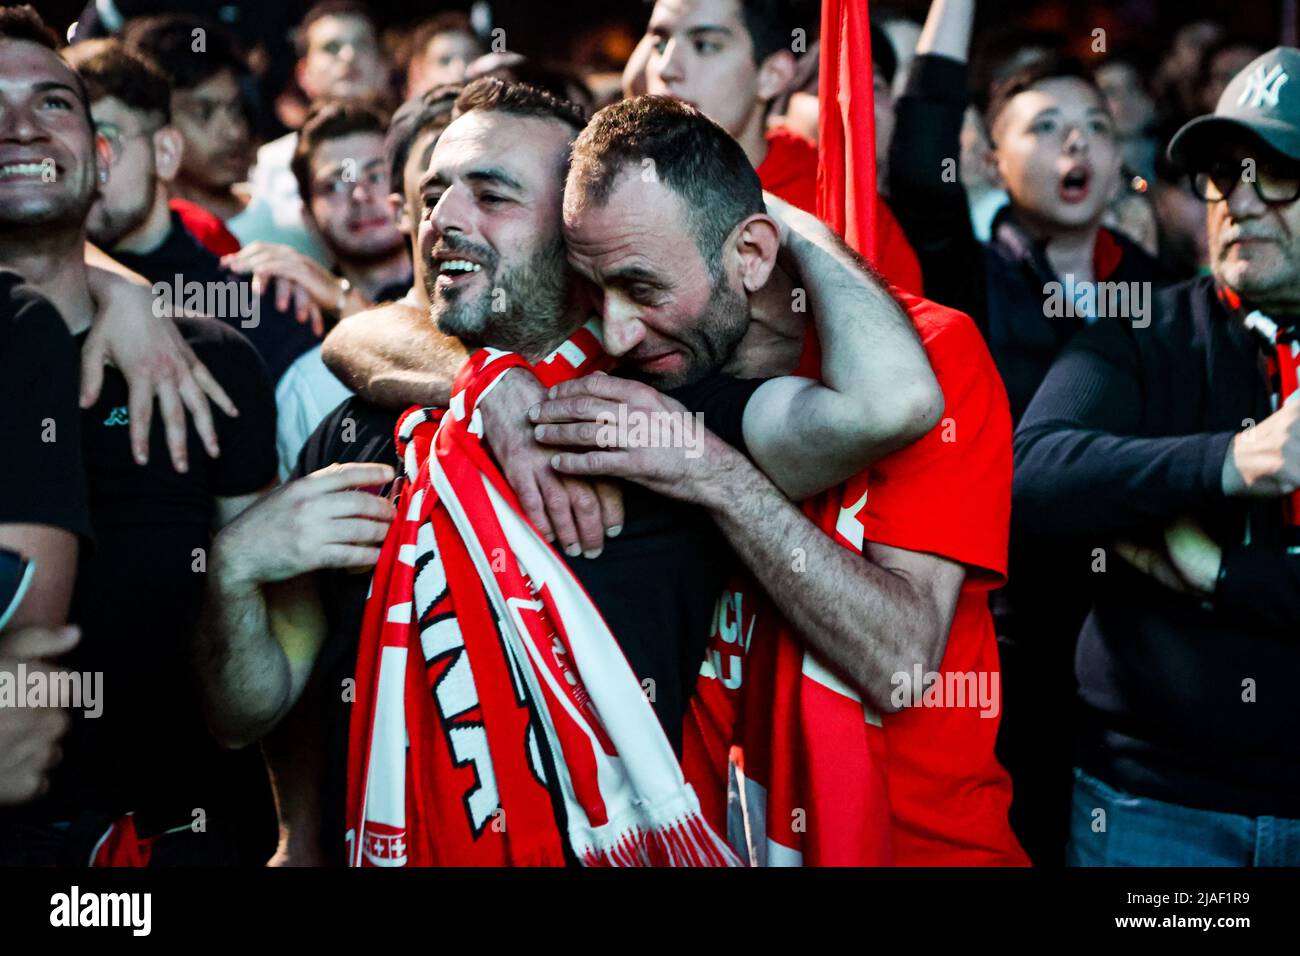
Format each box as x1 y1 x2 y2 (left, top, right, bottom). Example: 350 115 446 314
478 368 623 559
211 463 397 587
222 241 369 337
82 268 238 473
0 624 79 805
530 372 740 506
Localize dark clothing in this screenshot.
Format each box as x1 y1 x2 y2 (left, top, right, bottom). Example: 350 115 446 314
111 212 319 382
292 374 761 865
0 270 91 543
1014 274 1300 819
890 51 1169 863
6 315 279 862
890 53 1168 423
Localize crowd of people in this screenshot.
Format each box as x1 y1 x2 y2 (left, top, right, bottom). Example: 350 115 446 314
0 0 1296 868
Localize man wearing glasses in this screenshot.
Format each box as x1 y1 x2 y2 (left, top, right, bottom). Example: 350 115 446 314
1014 48 1300 866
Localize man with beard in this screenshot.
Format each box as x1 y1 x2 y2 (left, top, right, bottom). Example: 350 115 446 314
63 39 320 384
196 78 939 864
0 6 279 866
526 95 1025 864
257 91 467 477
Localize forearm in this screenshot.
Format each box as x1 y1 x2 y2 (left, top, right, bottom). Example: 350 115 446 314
320 308 466 409
916 0 975 61
1013 425 1235 537
889 54 985 324
698 452 939 711
196 564 294 748
788 227 941 448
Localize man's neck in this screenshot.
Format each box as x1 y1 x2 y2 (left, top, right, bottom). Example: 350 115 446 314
0 226 94 334
512 307 587 365
170 178 244 221
735 103 771 171
337 248 412 301
115 187 174 256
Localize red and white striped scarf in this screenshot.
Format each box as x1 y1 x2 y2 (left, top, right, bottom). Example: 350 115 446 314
345 325 739 867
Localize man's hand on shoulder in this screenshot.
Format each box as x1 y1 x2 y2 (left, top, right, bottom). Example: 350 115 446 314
536 373 745 508
480 368 623 558
83 266 238 473
1222 397 1300 498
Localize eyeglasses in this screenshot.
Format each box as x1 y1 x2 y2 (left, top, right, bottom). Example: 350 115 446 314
95 121 157 166
313 166 389 199
1189 161 1300 205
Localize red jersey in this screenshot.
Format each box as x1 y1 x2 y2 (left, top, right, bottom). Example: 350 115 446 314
169 197 241 257
756 126 924 297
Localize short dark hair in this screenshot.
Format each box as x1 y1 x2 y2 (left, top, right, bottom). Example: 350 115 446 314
453 76 588 135
737 0 814 65
409 12 480 62
1 5 95 127
984 55 1102 143
291 99 391 205
569 95 764 270
64 39 171 124
294 1 377 58
0 4 58 48
386 85 460 194
123 15 248 93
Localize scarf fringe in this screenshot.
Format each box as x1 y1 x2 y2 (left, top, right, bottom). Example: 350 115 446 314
580 812 739 867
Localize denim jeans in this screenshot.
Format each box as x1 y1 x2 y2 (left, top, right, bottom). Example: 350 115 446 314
1067 766 1300 866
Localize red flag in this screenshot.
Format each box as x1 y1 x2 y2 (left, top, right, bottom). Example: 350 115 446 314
817 0 877 257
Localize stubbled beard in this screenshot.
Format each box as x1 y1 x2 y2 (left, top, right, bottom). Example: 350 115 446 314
629 269 750 390
87 193 152 249
427 232 571 358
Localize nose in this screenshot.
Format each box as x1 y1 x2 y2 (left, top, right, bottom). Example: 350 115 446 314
431 183 471 238
216 106 247 144
1224 174 1268 219
0 100 43 143
1064 125 1090 157
651 38 686 88
338 43 356 65
601 295 647 357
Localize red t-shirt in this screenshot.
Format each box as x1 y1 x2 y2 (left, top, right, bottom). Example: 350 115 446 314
756 126 924 297
855 291 1026 865
169 197 242 257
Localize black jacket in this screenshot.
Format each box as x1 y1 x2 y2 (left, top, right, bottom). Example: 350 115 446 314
890 53 1167 424
1014 274 1300 817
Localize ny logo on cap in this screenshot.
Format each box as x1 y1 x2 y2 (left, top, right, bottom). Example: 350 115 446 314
1238 63 1289 110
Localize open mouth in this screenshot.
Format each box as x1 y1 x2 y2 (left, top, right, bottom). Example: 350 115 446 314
0 161 53 181
1059 166 1091 203
434 256 486 289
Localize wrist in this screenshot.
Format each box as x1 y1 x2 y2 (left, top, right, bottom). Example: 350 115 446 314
692 431 751 510
1221 434 1248 496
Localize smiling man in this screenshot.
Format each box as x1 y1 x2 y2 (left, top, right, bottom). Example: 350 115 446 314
1015 47 1300 867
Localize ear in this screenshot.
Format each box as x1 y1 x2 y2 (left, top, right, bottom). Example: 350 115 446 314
756 49 797 103
389 191 411 235
152 126 184 182
729 212 781 293
92 130 112 185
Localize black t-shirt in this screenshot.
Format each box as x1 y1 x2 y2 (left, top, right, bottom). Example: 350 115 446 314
292 373 762 863
111 213 320 382
37 315 279 834
0 270 92 543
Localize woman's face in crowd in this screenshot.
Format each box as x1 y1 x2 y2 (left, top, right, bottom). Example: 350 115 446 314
992 77 1121 234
